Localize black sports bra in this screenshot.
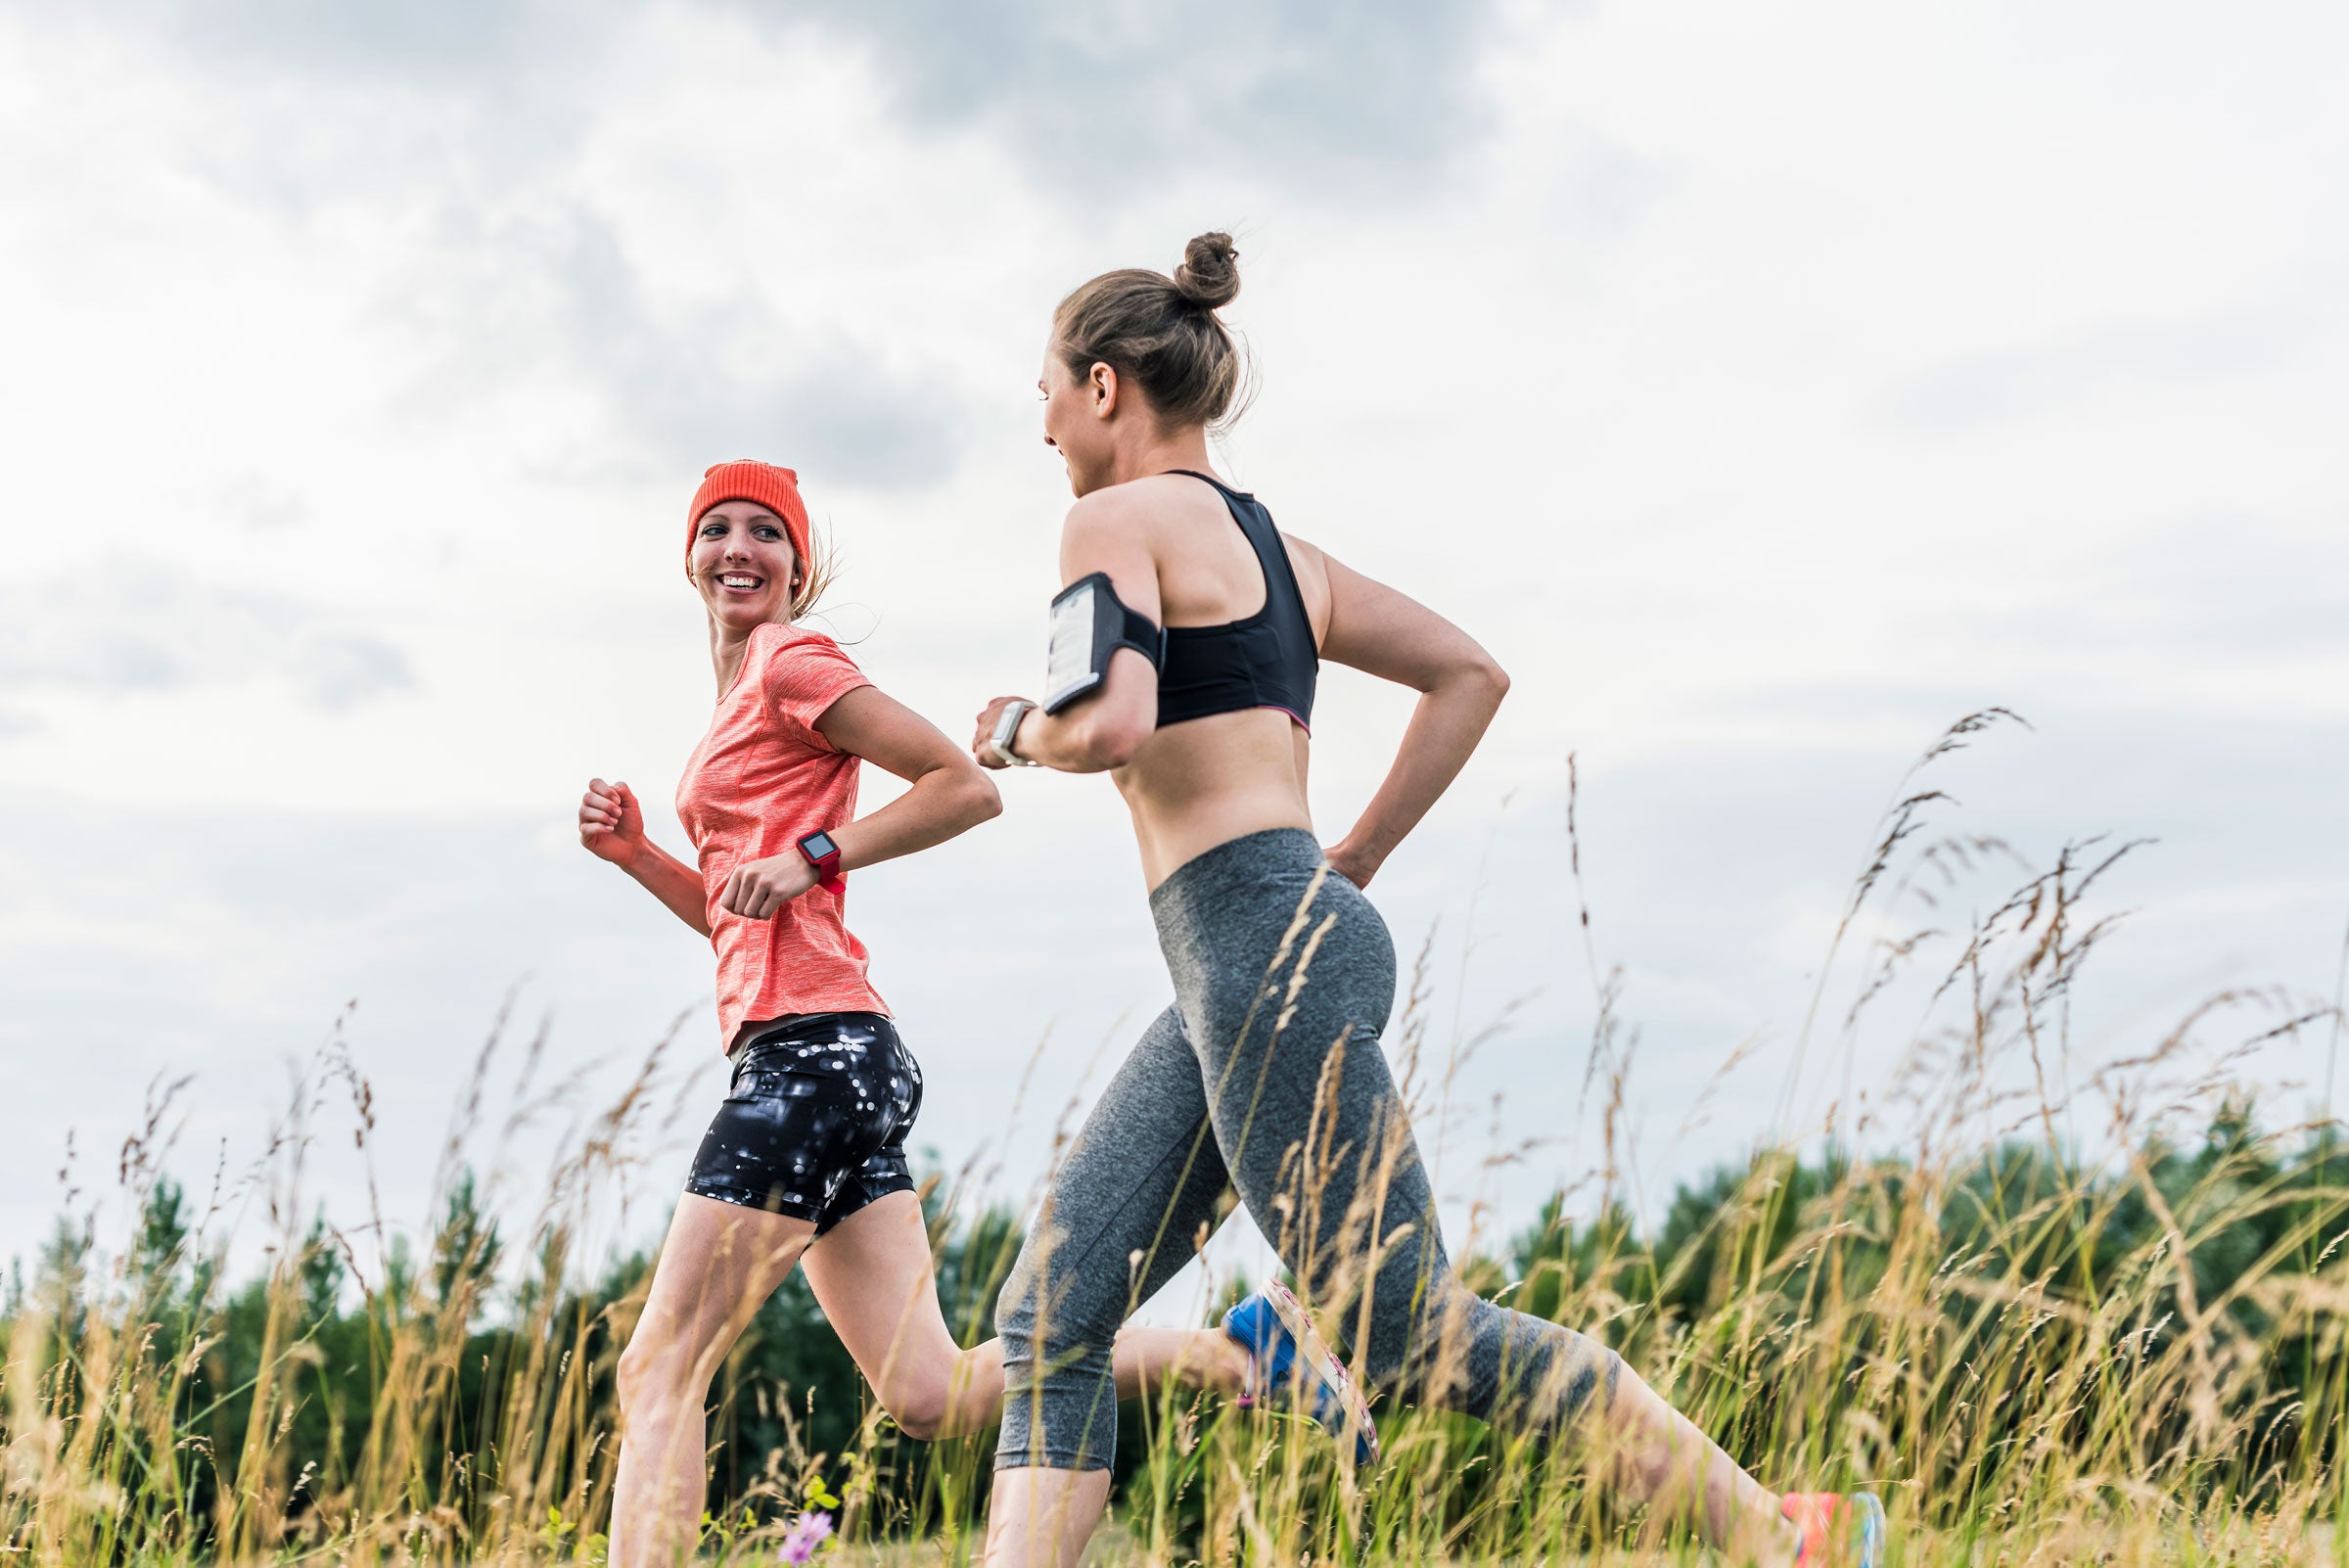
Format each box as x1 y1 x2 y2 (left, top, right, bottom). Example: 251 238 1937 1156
1155 470 1319 731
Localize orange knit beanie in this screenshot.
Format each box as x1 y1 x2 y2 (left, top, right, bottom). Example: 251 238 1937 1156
687 460 811 567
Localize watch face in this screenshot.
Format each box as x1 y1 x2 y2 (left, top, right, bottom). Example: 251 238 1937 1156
801 831 838 860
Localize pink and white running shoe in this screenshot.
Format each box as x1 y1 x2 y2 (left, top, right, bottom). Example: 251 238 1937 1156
1780 1492 1887 1566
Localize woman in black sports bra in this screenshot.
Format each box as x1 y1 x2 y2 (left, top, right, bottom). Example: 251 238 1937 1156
966 234 1879 1568
1151 469 1319 731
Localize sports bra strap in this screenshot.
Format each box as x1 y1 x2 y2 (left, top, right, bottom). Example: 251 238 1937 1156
1147 470 1319 732
1161 469 1285 575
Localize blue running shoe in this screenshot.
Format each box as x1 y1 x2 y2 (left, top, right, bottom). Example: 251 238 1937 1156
1222 1280 1379 1467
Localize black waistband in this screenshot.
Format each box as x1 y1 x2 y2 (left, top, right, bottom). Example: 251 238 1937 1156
733 1010 896 1059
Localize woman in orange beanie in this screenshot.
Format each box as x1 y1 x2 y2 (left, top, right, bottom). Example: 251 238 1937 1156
577 460 1319 1567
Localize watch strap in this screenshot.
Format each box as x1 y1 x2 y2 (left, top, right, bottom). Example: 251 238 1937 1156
992 699 1041 766
795 830 847 895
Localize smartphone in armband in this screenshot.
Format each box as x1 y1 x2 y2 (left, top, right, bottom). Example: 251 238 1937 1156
1044 572 1165 715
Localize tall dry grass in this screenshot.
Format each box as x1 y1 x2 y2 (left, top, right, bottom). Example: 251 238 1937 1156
4 713 2345 1565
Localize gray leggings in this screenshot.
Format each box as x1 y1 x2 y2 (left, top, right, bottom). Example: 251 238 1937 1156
995 828 1620 1471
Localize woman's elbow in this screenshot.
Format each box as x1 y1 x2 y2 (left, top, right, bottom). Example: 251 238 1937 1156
1079 713 1151 772
1449 652 1507 707
958 764 1004 826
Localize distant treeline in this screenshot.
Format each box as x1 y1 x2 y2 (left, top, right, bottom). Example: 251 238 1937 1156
3 1103 2343 1558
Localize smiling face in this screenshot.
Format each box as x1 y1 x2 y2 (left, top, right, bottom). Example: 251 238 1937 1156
1039 346 1121 497
687 500 802 632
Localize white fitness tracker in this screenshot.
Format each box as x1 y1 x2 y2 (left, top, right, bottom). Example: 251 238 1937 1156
990 698 1041 767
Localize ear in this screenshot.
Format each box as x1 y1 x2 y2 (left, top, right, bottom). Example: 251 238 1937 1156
1089 361 1121 420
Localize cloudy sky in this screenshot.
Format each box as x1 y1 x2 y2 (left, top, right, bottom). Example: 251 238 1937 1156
3 1 2344 1301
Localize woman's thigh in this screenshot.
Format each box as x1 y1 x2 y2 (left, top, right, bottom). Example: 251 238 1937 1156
629 1193 816 1381
1001 1005 1233 1340
1174 878 1442 1354
801 1191 976 1407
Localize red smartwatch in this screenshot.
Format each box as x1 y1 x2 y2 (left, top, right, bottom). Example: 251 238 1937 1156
795 829 846 895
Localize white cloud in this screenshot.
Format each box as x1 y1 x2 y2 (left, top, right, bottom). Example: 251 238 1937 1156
2 0 2345 1278
0 568 413 708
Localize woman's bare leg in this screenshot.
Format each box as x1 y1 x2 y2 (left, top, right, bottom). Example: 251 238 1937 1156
980 1466 1115 1568
612 1194 816 1568
1583 1344 1800 1563
801 1191 1246 1440
614 1188 1236 1567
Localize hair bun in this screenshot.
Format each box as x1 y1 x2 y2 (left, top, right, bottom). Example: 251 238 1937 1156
1172 231 1240 311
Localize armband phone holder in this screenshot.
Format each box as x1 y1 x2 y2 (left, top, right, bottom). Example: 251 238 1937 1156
1043 572 1165 715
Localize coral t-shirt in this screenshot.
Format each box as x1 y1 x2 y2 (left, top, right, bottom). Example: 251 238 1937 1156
675 621 887 1047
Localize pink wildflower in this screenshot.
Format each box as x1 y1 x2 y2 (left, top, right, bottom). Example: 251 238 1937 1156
778 1510 833 1564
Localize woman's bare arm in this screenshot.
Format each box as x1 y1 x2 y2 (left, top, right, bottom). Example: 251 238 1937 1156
816 686 1004 867
1314 551 1509 888
972 494 1161 774
579 778 714 937
716 685 1003 920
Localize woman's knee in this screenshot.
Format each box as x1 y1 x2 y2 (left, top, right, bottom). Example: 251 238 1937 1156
615 1333 663 1411
993 1234 1042 1331
882 1376 952 1442
992 1274 1037 1354
873 1335 1008 1442
617 1326 701 1425
873 1354 963 1442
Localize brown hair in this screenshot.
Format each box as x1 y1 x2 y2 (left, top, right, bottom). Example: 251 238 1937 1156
1052 231 1252 430
787 524 836 622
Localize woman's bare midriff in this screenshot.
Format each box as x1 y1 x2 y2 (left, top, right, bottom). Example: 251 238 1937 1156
1115 708 1314 890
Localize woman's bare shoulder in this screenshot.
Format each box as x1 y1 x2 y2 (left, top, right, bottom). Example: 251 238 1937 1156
1278 530 1335 639
1064 472 1202 524
1279 529 1329 573
1061 475 1224 561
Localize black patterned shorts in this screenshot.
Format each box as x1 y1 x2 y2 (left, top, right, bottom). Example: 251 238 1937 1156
684 1012 924 1234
